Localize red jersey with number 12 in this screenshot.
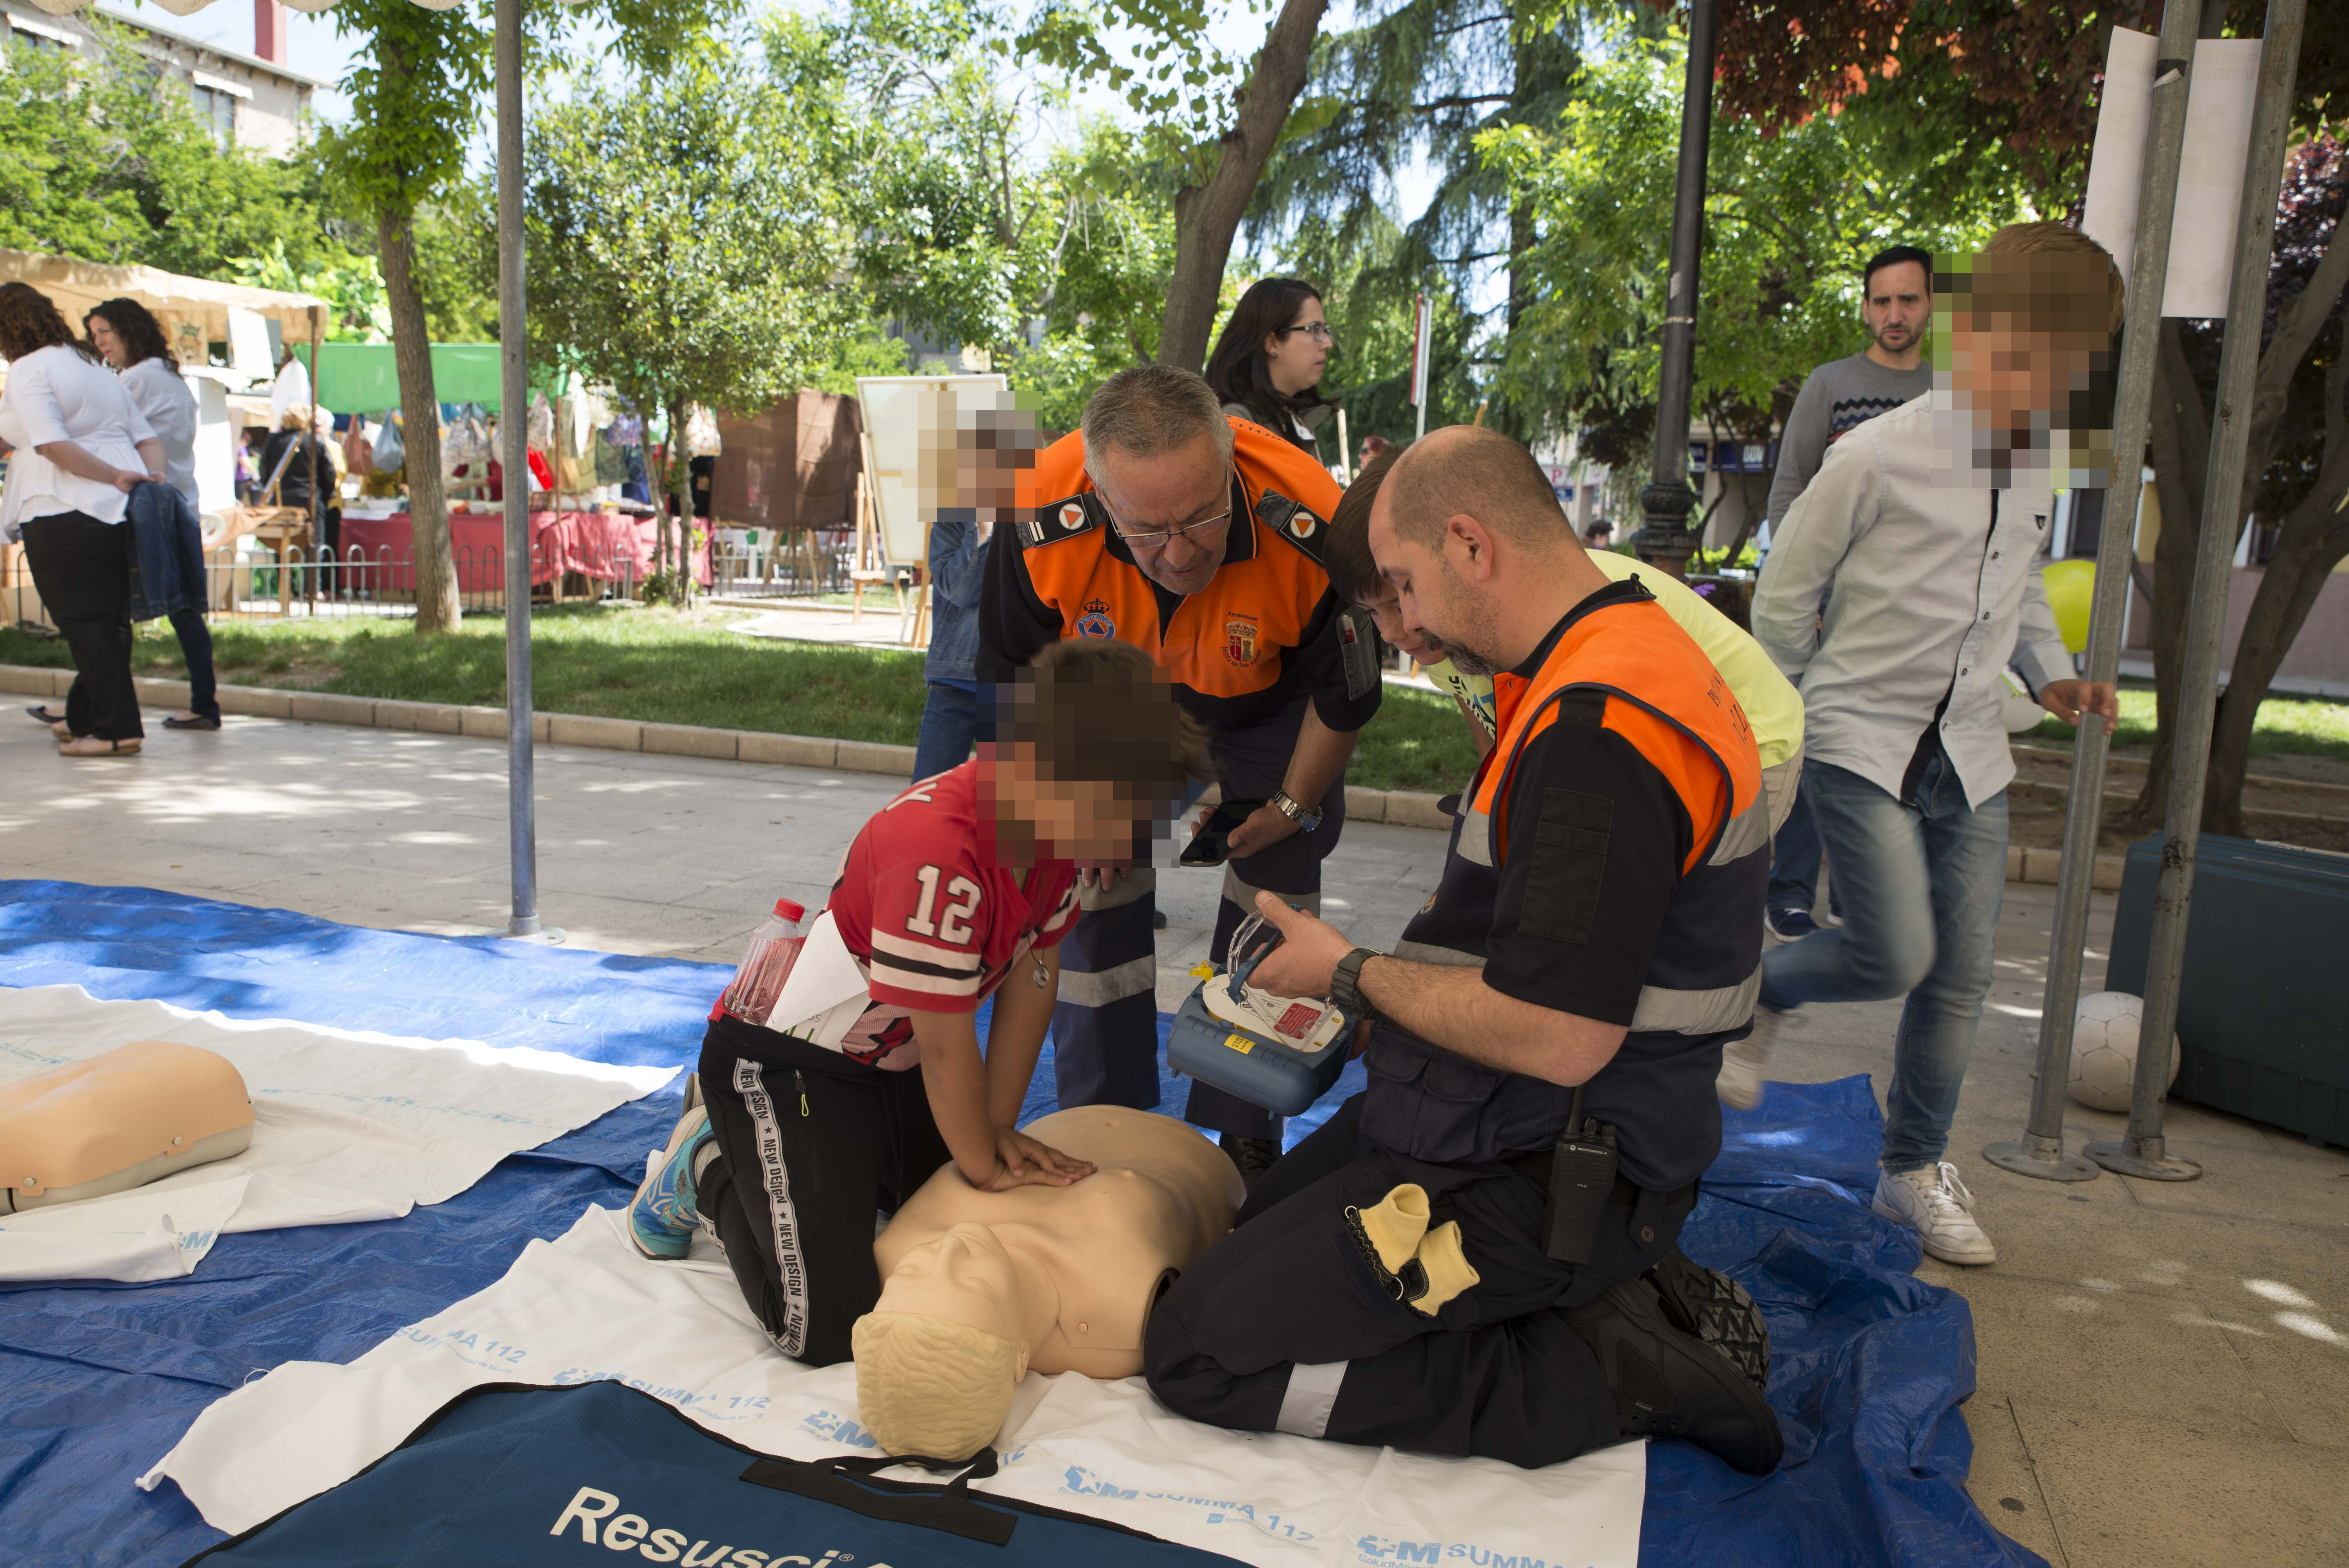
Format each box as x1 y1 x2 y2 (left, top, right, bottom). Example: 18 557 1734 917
818 759 1082 1069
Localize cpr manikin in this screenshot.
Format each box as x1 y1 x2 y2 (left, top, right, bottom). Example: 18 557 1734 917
852 1106 1243 1459
0 1040 254 1210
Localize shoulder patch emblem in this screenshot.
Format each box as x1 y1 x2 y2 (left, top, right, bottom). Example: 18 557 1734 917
1076 599 1116 640
1022 495 1104 548
1224 615 1260 667
1289 508 1319 540
1060 502 1087 530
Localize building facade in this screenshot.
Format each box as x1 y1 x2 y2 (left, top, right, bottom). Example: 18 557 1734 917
2 1 321 159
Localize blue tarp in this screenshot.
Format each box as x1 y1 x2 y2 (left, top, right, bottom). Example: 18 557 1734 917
0 880 2037 1568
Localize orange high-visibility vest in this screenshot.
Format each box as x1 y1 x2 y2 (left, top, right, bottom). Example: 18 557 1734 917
1011 419 1346 704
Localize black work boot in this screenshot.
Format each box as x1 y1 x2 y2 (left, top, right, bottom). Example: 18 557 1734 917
1645 1248 1772 1393
1563 1273 1784 1476
1219 1133 1281 1189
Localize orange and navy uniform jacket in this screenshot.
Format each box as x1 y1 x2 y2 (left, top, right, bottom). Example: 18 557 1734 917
1357 577 1772 1192
976 418 1384 734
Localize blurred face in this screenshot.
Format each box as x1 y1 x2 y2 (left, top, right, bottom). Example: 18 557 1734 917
1263 295 1331 398
1351 579 1449 662
951 408 1041 513
1863 261 1930 359
88 314 127 369
979 742 1158 871
1366 493 1505 678
1947 315 2103 435
1089 433 1233 597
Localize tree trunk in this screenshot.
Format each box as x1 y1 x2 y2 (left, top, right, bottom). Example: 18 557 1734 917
1155 0 1333 372
2203 344 2349 836
2119 321 2211 833
669 398 693 605
379 205 460 633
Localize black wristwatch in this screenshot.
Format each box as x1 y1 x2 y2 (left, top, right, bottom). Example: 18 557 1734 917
1331 947 1380 1022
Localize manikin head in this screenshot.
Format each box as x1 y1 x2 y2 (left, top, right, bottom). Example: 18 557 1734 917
1082 366 1236 597
853 1223 1050 1459
1366 426 1605 678
979 638 1207 872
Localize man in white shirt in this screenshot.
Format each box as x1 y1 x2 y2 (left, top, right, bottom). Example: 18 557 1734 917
1742 223 2122 1267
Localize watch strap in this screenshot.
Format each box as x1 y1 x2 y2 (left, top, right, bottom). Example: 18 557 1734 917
1270 789 1323 832
1333 946 1379 1021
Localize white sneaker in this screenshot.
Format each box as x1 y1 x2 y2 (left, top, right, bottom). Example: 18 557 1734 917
1872 1163 1997 1265
1716 1033 1770 1111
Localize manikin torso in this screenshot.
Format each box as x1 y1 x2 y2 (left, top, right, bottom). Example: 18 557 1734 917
873 1105 1243 1378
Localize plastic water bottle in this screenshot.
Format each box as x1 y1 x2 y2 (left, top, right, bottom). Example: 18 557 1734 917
718 898 809 1027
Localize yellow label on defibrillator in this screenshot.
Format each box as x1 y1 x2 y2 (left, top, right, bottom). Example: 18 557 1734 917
1223 1032 1255 1055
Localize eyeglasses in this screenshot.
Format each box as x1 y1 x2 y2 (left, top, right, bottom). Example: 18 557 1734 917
1107 507 1231 552
1278 322 1338 347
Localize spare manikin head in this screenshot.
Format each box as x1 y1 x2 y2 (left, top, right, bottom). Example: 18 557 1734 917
852 1222 1043 1461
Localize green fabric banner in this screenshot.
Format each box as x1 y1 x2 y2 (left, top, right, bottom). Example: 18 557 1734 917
291 343 542 413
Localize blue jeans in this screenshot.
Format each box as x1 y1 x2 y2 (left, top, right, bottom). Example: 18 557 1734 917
1766 777 1842 919
168 608 218 721
1759 749 2009 1173
911 680 977 780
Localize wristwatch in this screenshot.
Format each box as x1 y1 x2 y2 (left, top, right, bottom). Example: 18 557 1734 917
1268 789 1323 834
1331 947 1381 1022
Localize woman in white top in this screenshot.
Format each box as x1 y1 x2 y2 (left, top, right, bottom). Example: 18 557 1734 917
1204 276 1337 458
86 296 221 730
0 282 164 755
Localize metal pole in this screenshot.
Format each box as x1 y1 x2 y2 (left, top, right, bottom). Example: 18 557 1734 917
306 304 321 605
1984 0 2206 1183
2087 0 2305 1181
495 0 546 941
1633 0 1718 581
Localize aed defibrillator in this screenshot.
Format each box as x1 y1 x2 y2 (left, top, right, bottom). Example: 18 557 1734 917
1166 910 1353 1116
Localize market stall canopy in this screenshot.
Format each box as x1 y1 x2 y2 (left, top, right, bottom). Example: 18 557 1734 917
0 249 327 360
289 343 545 414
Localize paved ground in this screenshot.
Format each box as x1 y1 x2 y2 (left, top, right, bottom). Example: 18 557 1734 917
3 707 2343 1566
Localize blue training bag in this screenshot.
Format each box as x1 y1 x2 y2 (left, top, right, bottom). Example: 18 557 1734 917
183 1380 1249 1568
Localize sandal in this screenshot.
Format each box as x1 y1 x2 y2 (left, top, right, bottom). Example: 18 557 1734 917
25 705 66 725
58 735 141 757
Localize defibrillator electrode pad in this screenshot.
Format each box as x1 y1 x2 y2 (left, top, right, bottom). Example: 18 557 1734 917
0 1039 255 1212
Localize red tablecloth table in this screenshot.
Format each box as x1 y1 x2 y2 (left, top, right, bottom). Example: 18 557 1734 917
335 510 713 592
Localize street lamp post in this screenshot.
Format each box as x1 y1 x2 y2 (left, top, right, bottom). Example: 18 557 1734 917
1633 0 1719 581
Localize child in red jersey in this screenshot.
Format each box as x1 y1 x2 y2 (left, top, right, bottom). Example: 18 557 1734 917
629 640 1205 1365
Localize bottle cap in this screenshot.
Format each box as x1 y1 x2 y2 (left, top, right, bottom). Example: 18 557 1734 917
773 898 806 922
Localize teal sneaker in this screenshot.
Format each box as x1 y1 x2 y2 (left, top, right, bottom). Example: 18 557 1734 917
628 1103 712 1260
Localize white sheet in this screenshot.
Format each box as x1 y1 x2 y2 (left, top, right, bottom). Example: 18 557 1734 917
0 985 676 1283
146 1203 1644 1567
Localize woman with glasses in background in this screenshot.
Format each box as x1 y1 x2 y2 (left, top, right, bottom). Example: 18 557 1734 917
1204 278 1336 458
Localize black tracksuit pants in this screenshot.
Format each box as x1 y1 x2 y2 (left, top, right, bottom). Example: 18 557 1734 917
694 1014 952 1367
21 511 143 742
1144 1095 1693 1469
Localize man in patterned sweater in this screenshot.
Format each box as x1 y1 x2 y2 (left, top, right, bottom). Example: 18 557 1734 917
1752 243 1933 946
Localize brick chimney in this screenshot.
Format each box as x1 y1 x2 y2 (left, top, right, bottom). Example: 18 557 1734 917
254 0 286 64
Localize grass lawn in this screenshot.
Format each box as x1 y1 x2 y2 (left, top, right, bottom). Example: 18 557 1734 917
2018 681 2349 765
0 606 1488 795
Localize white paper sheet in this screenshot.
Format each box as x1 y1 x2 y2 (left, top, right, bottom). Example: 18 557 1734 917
0 985 676 1283
2082 30 2265 319
758 909 870 1048
147 1204 1646 1568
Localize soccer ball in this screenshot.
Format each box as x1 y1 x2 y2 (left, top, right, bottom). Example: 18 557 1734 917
2067 991 2180 1112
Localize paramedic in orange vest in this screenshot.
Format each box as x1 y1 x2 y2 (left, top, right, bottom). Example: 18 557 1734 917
1144 426 1782 1475
977 365 1384 1183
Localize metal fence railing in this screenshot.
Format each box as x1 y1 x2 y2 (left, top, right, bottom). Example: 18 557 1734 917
1 539 642 628
708 527 856 601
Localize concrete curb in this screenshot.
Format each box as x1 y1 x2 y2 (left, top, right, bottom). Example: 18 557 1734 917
0 661 2116 884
